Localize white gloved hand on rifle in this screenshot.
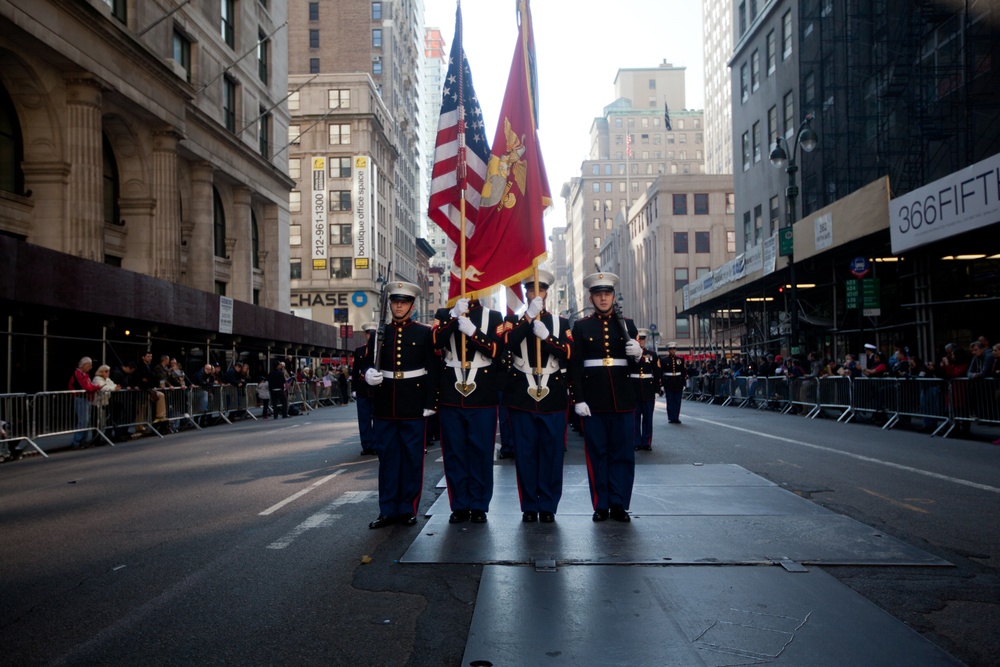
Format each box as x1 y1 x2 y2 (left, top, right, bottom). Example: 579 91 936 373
422 409 437 417
457 316 477 337
625 340 643 360
364 368 383 386
574 402 591 417
449 298 470 319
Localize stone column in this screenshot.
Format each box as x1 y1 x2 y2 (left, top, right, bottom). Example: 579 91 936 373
187 162 216 292
65 76 104 261
152 130 182 282
230 186 253 302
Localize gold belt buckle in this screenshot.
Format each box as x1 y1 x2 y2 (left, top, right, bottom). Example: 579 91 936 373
462 361 471 369
602 357 614 367
394 371 404 380
640 372 645 378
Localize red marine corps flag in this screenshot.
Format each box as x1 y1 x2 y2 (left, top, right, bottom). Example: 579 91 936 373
450 0 551 304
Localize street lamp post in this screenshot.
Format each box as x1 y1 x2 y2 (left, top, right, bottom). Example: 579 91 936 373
769 113 818 356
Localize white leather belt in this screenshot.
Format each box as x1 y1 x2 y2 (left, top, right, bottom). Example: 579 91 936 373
629 373 654 379
664 372 683 376
382 369 427 380
583 358 628 368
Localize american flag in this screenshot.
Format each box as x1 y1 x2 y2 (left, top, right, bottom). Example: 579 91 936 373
427 5 490 247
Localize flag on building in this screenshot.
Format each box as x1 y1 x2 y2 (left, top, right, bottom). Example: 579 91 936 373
664 101 672 131
454 0 551 304
626 133 633 158
428 4 491 268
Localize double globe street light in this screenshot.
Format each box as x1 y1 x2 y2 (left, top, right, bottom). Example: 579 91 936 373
770 113 818 355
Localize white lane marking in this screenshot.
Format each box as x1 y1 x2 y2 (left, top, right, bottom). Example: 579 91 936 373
266 490 376 550
686 416 1000 494
258 469 345 516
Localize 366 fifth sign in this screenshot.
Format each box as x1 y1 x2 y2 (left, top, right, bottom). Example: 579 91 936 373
890 152 1000 254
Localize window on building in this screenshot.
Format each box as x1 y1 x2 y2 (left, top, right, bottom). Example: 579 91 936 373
288 160 301 182
329 89 350 109
592 200 601 212
591 164 599 175
288 91 299 111
309 1 319 20
727 230 736 253
751 50 760 92
372 1 382 20
333 308 349 324
330 258 353 279
783 91 794 139
251 212 260 268
769 195 781 235
221 0 234 47
102 135 120 226
329 123 351 145
593 218 601 230
675 267 689 291
223 76 237 133
804 71 816 104
606 218 613 230
333 225 352 245
256 31 269 83
750 0 758 19
252 289 260 305
213 188 226 258
173 30 191 82
740 62 749 103
330 157 351 178
695 231 710 253
782 10 793 59
289 191 301 212
674 231 688 253
309 58 320 74
372 29 382 48
289 224 301 246
754 204 763 243
605 182 612 192
593 237 601 249
742 131 750 171
694 193 709 215
215 281 227 296
752 121 761 163
738 1 747 35
767 105 778 145
373 59 382 75
591 182 600 193
258 107 270 157
603 164 612 175
290 259 301 279
767 30 776 74
672 193 687 215
329 190 352 211
101 0 127 23
676 316 690 339
309 29 320 48
726 193 735 214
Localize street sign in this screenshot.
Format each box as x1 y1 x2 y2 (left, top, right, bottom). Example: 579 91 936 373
340 324 354 339
779 227 794 257
862 278 880 316
845 279 859 309
850 256 871 278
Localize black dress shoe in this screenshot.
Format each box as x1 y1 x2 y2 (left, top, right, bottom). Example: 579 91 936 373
610 505 631 522
522 511 538 523
470 510 487 523
400 514 417 526
368 515 396 529
539 511 555 523
592 509 609 522
449 510 470 524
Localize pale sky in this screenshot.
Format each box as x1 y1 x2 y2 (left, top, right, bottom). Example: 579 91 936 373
423 0 707 236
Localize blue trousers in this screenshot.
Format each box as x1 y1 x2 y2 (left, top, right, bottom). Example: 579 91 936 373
633 399 655 448
510 409 566 513
71 396 91 446
581 411 635 511
497 399 514 455
373 418 426 518
356 395 375 450
439 406 497 512
665 390 683 422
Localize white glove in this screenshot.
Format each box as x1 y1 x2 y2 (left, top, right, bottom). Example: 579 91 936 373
351 391 357 399
449 298 470 319
364 368 383 386
625 340 643 359
457 316 477 337
422 409 437 417
526 296 543 319
532 320 550 340
574 402 592 417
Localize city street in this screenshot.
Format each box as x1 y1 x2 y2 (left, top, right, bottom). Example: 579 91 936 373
1 399 998 666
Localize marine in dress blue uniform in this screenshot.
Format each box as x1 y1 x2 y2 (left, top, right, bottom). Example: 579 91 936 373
352 322 378 455
631 329 663 451
496 314 519 460
433 297 504 524
570 272 643 523
361 282 440 529
503 270 571 523
661 342 687 424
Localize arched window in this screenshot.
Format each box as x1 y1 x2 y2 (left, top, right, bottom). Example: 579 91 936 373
213 187 226 258
251 210 260 268
0 84 25 195
102 135 121 225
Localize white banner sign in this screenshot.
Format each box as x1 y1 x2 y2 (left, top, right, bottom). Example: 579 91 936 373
814 212 833 251
311 157 327 271
219 296 233 334
890 151 1000 254
353 156 372 270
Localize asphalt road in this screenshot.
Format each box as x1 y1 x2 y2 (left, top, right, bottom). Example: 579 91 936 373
1 399 998 666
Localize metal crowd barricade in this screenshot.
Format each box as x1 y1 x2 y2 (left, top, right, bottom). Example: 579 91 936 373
948 378 1000 438
189 385 224 427
104 388 162 439
761 376 791 412
160 387 199 431
0 393 45 459
849 378 900 429
244 383 262 419
728 376 753 407
31 389 115 451
894 377 951 436
785 377 821 417
816 376 853 422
